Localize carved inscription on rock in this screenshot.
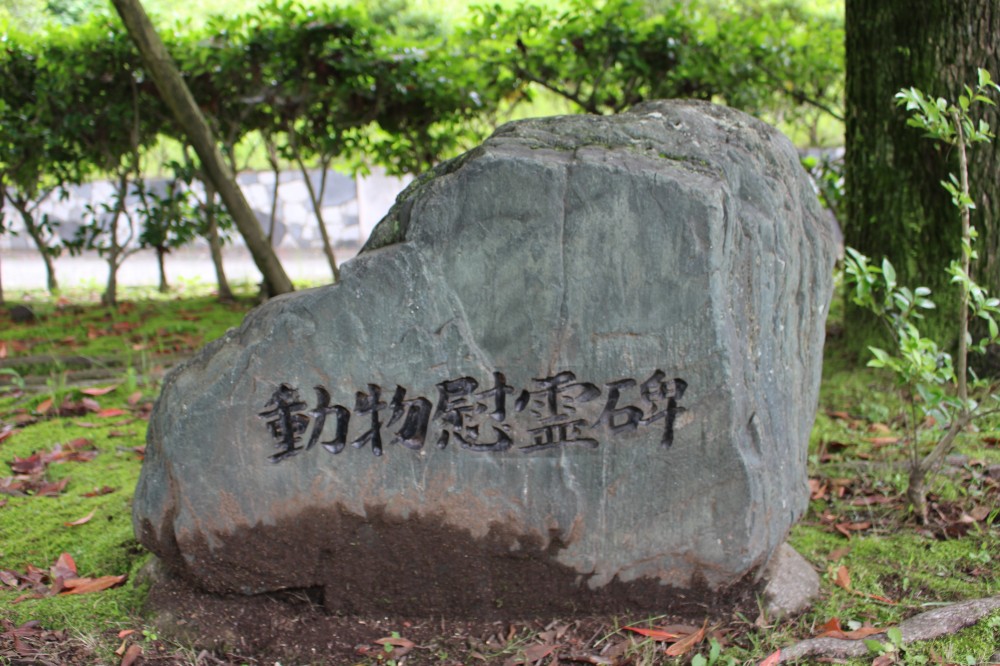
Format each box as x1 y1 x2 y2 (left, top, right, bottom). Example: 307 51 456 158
260 369 688 463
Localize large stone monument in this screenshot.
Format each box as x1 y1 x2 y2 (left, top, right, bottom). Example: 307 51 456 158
134 100 835 616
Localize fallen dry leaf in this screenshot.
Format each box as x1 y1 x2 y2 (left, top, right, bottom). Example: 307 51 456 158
664 621 707 657
60 574 127 595
11 413 36 426
758 649 781 666
623 626 681 641
83 485 116 497
849 494 896 506
504 642 556 666
98 408 128 418
834 565 851 592
9 453 44 475
35 477 70 497
828 546 851 561
35 398 52 415
51 553 77 581
835 521 872 538
871 653 895 666
64 510 95 527
969 505 992 521
120 642 142 666
864 593 897 605
375 636 416 652
80 385 119 396
814 618 887 640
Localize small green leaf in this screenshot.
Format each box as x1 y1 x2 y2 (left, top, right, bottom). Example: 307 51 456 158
882 258 896 288
864 638 886 654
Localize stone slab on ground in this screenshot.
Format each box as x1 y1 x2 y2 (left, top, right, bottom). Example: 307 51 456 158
134 99 836 616
761 543 821 618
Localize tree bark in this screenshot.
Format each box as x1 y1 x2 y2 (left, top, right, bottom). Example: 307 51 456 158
12 201 59 294
297 159 340 283
844 1 1000 352
101 169 131 308
109 0 293 297
203 183 233 303
156 245 169 292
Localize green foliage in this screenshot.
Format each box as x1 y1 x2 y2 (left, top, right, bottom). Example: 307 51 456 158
464 0 843 124
843 69 1000 520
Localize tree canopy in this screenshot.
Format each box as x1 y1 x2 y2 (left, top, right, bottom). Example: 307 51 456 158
0 0 844 302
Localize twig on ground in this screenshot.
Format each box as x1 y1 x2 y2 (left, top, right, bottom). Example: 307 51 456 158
776 595 1000 662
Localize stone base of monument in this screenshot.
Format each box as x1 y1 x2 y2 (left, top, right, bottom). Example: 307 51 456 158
136 542 817 660
163 505 772 618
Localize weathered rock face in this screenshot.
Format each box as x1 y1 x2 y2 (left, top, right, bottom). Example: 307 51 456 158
134 100 835 616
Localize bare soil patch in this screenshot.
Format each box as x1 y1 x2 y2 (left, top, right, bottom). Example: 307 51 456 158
141 564 762 665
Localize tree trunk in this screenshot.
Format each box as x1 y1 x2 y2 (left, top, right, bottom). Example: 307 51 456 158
297 159 340 283
156 245 169 292
104 259 118 308
110 0 293 297
11 198 59 294
204 182 233 303
264 134 282 246
102 170 131 308
844 0 1000 353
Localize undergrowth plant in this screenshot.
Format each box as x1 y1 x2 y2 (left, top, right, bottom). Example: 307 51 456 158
844 68 1000 522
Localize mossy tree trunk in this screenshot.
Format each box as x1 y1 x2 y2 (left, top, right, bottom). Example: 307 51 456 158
844 1 1000 354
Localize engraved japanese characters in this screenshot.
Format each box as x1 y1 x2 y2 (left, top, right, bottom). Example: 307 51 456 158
260 370 686 461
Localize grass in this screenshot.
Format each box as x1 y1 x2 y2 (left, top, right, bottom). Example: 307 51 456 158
0 279 998 665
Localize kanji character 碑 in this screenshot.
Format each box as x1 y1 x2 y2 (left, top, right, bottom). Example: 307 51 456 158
639 370 688 448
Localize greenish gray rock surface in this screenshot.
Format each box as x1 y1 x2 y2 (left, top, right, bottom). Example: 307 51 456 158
134 100 836 616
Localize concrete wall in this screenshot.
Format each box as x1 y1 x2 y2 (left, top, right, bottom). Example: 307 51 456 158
1 166 411 255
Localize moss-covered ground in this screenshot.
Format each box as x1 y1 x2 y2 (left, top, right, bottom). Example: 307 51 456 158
0 282 997 665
